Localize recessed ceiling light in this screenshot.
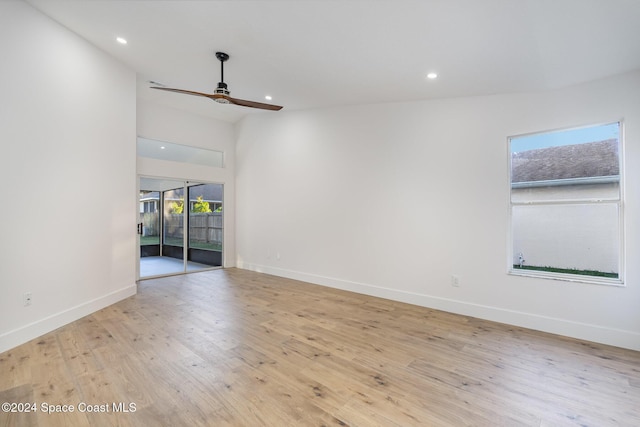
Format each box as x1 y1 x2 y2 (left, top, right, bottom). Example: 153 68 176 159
265 95 272 101
160 146 166 150
426 72 438 80
116 37 128 45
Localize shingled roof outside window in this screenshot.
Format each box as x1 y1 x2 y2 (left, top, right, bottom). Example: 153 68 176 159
511 139 619 184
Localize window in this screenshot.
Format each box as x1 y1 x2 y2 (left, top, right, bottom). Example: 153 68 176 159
137 137 224 168
509 122 623 284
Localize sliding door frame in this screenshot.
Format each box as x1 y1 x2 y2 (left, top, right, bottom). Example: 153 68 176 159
137 175 224 280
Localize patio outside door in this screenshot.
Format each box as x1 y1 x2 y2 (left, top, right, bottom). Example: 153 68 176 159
138 177 223 279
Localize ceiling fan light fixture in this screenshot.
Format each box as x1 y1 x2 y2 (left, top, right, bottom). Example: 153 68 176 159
214 82 230 97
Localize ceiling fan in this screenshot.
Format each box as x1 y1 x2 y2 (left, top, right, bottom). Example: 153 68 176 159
150 52 282 111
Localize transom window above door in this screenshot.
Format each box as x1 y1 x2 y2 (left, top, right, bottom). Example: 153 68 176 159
137 137 224 168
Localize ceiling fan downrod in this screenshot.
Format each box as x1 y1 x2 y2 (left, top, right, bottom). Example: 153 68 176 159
214 51 230 102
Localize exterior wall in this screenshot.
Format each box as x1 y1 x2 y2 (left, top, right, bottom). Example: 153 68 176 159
512 203 619 273
511 183 620 273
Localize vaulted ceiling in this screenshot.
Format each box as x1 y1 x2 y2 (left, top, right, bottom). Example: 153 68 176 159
26 0 640 123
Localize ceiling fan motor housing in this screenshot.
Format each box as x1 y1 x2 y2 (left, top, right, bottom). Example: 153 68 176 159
214 82 230 103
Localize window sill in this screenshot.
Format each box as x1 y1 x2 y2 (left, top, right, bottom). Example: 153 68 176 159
509 268 624 287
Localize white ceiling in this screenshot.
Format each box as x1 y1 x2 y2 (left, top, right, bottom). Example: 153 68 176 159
26 0 640 123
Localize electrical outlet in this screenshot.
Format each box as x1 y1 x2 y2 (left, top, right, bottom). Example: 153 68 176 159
451 275 460 287
23 292 32 306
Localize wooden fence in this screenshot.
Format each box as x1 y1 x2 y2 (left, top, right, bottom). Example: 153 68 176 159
140 212 223 245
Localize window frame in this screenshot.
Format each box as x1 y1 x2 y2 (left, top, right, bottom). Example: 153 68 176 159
507 121 625 286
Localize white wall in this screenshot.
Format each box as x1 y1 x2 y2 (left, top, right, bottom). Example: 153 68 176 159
236 71 640 350
0 2 137 352
136 99 236 267
512 202 619 274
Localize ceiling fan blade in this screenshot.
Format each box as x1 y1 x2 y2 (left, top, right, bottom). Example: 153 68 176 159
150 86 213 98
151 86 282 111
227 96 283 111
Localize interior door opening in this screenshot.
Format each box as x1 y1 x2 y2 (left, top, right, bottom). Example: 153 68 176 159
138 177 223 279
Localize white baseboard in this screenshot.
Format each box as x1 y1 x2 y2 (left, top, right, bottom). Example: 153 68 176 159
0 284 137 354
238 262 640 351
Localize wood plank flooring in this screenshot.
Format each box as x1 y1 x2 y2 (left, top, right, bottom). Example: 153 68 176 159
1 268 639 426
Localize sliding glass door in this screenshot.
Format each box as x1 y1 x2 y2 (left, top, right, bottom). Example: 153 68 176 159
187 183 224 268
138 178 223 279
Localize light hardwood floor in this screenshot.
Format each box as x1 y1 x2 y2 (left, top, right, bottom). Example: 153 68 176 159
1 268 639 426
